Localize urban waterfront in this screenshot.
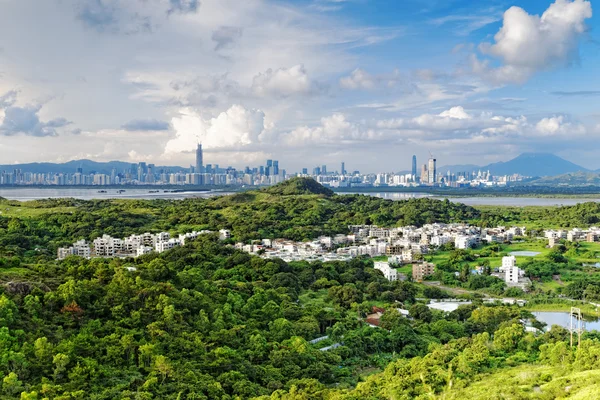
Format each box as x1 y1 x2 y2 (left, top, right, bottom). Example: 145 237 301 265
2 187 600 206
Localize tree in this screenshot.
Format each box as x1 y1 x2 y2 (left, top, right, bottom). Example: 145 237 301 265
328 284 362 308
2 372 23 396
409 304 433 323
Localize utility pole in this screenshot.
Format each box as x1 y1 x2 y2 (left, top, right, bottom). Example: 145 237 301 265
569 307 584 348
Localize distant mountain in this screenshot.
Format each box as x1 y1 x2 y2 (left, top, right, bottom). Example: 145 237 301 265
442 153 588 177
0 159 188 175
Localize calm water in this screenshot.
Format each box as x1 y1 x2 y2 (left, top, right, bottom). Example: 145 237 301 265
0 188 233 201
533 311 600 331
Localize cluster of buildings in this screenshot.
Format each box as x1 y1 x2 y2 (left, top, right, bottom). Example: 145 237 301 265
237 223 527 264
57 229 231 260
545 227 600 247
236 223 530 284
309 155 527 189
2 145 286 187
374 261 436 282
2 149 527 188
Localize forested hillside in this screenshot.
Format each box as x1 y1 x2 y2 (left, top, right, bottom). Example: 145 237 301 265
0 179 598 399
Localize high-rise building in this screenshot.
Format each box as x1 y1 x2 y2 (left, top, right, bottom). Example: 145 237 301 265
411 155 417 179
302 168 308 175
420 164 428 183
428 157 437 184
273 160 279 175
266 160 273 176
341 162 346 175
196 144 204 173
321 165 327 175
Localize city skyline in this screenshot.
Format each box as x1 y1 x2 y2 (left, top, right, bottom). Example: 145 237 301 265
0 0 599 171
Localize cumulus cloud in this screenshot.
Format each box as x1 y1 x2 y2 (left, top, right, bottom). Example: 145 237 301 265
283 113 379 145
121 119 170 131
252 65 313 97
376 106 589 145
212 26 243 51
535 115 586 136
165 105 268 154
439 106 471 120
473 0 592 84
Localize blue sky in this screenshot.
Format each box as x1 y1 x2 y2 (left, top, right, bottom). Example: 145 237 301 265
0 0 598 172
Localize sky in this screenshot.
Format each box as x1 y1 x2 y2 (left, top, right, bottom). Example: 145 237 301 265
0 0 599 173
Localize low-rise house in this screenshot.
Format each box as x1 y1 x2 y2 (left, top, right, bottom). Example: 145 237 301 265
374 261 399 281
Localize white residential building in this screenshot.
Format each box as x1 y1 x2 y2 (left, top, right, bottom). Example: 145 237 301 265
500 256 516 272
374 262 399 281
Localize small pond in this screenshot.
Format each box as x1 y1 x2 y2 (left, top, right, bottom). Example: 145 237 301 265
509 251 541 257
533 311 600 331
427 301 472 312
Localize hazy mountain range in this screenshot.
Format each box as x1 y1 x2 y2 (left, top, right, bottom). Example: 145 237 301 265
440 153 590 177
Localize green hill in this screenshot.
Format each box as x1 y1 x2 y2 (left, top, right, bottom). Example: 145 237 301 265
262 177 335 197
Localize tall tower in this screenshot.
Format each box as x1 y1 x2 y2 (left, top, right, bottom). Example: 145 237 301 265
411 155 417 179
341 161 345 175
266 159 273 176
195 143 203 174
428 157 437 184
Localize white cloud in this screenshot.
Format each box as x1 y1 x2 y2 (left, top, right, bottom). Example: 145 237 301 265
340 69 375 90
283 113 379 145
473 0 592 84
535 115 586 136
251 65 313 97
165 105 269 154
439 106 471 120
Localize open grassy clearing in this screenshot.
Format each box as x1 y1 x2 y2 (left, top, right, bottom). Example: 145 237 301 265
0 204 77 218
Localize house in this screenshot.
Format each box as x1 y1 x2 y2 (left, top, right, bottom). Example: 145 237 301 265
374 262 399 281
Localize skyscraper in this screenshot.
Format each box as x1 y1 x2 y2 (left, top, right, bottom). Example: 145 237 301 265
266 159 273 176
420 164 428 183
411 155 417 178
321 165 327 175
196 144 203 173
273 160 279 175
341 162 346 175
428 157 437 184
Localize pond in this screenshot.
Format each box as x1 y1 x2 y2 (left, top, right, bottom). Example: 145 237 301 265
583 263 600 268
533 311 600 332
427 301 472 312
509 251 541 257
